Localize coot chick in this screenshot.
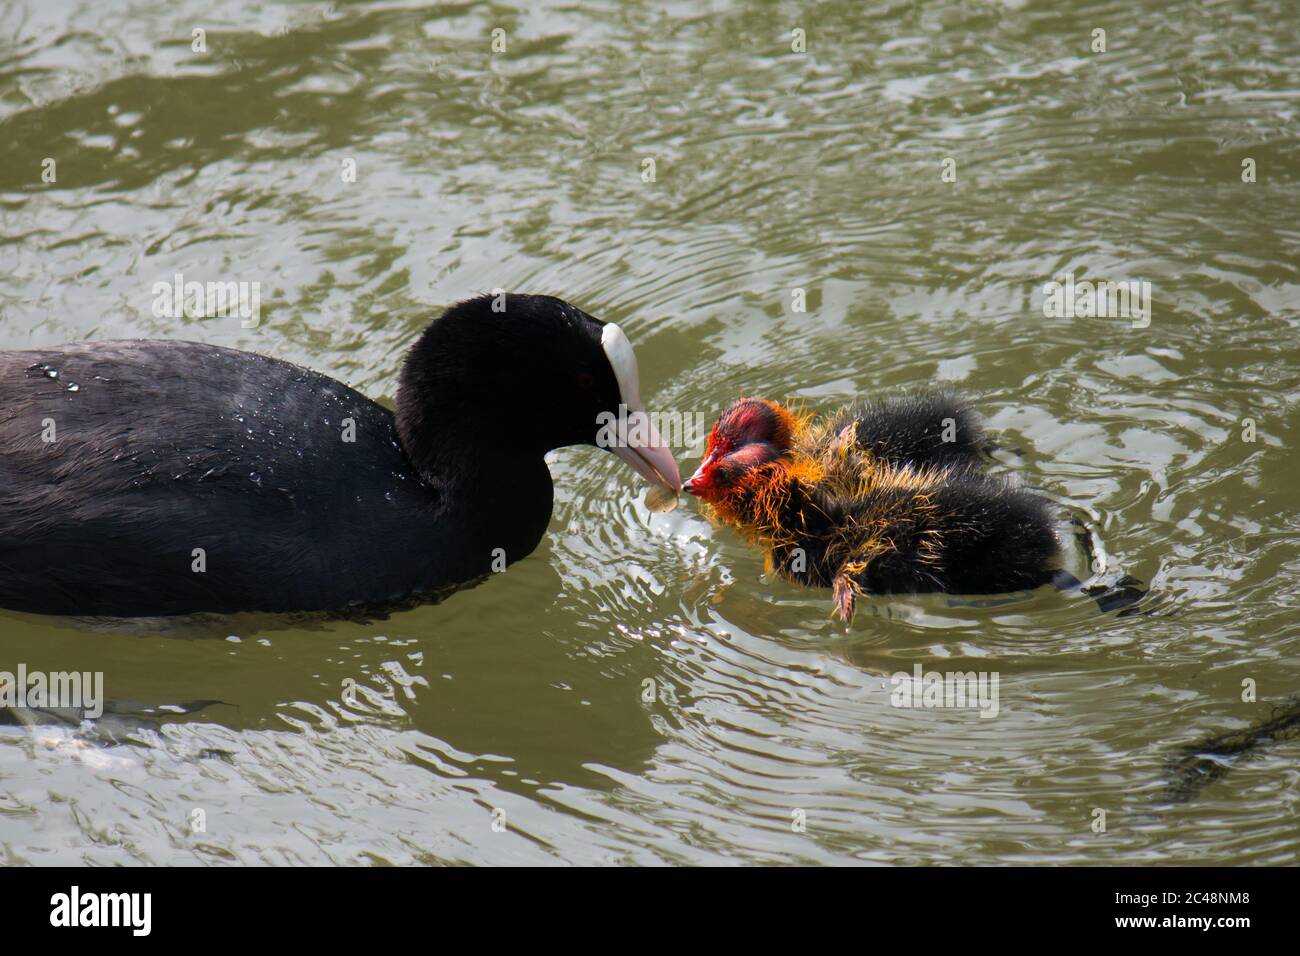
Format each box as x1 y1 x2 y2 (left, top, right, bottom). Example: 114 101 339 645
684 394 1060 622
0 294 680 617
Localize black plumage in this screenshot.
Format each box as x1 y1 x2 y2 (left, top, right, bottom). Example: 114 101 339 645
825 392 989 470
0 294 676 617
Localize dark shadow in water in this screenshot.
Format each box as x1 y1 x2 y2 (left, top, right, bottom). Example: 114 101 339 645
45 578 487 640
1163 696 1300 803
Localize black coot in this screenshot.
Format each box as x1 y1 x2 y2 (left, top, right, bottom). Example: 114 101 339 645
0 294 681 617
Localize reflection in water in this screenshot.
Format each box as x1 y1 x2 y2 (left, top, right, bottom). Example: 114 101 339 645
1164 696 1300 804
0 0 1298 863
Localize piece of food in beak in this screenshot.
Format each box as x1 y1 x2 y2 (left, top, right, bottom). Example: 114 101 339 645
644 484 679 513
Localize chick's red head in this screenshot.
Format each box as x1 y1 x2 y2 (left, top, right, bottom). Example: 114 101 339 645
685 398 795 502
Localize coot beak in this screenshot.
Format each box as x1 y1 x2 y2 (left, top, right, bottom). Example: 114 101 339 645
611 410 682 492
599 321 682 493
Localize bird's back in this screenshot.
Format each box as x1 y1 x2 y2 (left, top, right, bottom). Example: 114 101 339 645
0 340 452 616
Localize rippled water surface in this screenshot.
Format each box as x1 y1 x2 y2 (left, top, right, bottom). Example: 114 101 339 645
2 0 1299 865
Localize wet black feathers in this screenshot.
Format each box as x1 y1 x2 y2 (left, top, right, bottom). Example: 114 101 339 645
828 391 988 470
0 295 617 617
776 393 1059 605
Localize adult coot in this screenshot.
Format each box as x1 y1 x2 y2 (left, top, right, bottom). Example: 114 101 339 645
0 293 681 617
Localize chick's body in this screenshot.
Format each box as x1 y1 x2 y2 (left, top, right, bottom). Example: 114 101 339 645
687 394 1059 621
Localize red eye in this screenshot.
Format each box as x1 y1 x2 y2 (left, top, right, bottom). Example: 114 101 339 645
576 371 594 389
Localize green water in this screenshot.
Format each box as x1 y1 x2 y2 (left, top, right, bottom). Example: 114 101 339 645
1 0 1298 865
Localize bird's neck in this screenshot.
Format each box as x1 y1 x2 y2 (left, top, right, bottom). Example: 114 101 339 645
393 369 554 567
410 433 555 575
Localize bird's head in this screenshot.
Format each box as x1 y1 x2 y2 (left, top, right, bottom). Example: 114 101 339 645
684 397 796 503
396 293 681 493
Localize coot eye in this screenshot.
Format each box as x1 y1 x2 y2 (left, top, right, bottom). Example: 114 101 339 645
575 371 594 389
